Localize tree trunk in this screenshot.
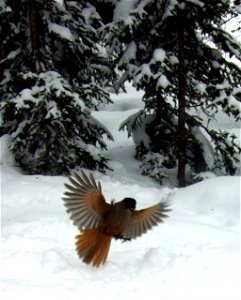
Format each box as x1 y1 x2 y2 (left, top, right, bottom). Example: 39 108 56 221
27 0 43 71
0 46 3 81
177 15 186 187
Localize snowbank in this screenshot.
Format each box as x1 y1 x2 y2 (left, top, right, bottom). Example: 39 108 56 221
1 132 240 300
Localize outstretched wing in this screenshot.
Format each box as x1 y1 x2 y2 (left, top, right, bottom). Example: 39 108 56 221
123 202 171 239
62 170 111 230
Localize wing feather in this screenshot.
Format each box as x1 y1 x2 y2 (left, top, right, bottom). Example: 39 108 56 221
80 170 93 186
123 202 171 239
62 170 111 230
89 172 98 189
68 176 82 189
98 181 102 192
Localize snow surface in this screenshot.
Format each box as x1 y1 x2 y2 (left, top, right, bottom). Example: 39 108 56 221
152 48 166 63
119 41 137 66
49 23 74 42
157 74 170 89
1 84 240 300
113 0 138 23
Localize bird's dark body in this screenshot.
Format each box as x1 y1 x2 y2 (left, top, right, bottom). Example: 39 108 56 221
102 201 132 237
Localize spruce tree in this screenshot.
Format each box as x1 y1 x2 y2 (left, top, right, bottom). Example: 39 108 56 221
0 0 113 174
103 0 241 185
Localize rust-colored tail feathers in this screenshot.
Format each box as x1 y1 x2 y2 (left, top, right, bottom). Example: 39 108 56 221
75 229 112 267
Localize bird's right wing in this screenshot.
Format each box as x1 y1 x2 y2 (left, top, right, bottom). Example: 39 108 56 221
62 170 111 230
123 201 171 239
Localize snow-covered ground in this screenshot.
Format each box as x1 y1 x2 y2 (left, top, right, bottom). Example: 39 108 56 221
1 84 240 300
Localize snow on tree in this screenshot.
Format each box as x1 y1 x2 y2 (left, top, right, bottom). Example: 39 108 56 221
103 0 241 185
0 0 113 174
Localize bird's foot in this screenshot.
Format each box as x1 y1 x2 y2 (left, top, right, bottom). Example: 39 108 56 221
114 235 131 243
121 238 131 243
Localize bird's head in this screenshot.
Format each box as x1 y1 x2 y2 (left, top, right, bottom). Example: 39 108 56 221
122 198 136 212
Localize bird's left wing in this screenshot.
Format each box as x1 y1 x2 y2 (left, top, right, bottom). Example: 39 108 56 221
62 170 111 230
123 202 171 239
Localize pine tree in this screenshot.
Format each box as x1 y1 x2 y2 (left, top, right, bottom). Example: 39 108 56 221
0 0 113 174
103 0 241 185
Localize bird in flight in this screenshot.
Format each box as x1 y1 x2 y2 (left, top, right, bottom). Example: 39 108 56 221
62 170 171 267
